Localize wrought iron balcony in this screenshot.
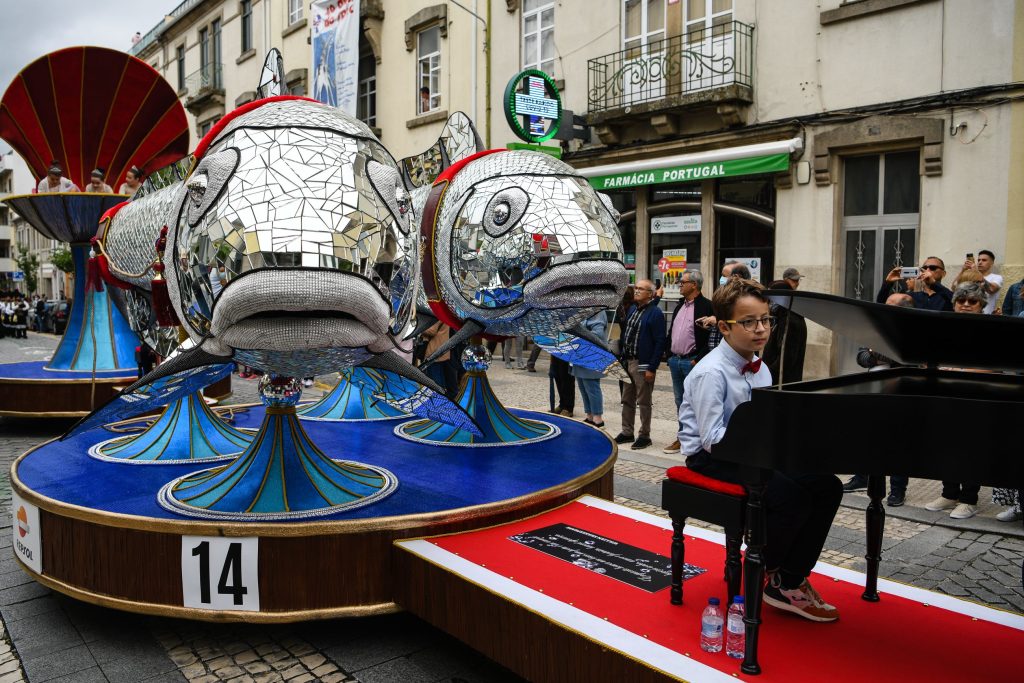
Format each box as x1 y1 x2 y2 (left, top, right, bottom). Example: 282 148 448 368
587 21 754 115
186 63 224 94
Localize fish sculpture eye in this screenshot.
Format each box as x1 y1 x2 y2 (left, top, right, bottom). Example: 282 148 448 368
492 201 510 226
186 147 241 227
186 173 207 208
367 159 413 235
482 186 529 237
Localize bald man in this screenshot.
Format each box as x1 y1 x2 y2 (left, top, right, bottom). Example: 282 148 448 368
614 279 666 450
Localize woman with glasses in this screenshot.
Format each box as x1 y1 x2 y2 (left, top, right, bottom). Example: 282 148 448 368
925 282 989 519
945 282 1023 521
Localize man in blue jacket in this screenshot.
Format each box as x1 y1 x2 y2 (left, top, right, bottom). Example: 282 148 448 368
614 279 666 450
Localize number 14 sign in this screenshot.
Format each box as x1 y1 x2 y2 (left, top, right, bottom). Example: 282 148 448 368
182 536 260 611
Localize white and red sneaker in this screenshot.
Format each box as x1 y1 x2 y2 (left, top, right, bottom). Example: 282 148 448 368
763 573 840 623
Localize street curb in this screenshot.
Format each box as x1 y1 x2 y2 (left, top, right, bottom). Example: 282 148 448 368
840 493 1024 540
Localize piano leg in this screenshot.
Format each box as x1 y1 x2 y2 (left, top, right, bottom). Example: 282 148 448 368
741 482 767 675
670 518 685 605
863 474 886 602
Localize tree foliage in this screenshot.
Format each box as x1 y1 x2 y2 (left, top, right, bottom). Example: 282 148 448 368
50 245 74 273
14 246 39 294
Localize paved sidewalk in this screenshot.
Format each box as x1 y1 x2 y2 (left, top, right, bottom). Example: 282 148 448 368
0 335 1020 681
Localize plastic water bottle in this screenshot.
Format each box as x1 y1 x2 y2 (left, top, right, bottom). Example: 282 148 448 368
726 596 745 659
700 597 724 653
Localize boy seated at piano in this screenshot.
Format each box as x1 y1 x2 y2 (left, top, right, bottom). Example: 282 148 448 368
677 279 843 622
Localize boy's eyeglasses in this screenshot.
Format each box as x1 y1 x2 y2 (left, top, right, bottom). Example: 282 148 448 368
724 316 775 331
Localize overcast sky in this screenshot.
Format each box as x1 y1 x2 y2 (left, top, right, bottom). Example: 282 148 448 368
0 0 183 155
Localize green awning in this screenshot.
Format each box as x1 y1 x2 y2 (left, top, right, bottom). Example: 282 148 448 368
588 152 791 190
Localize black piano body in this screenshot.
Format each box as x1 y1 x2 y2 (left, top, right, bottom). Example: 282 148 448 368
706 290 1024 674
722 367 1024 486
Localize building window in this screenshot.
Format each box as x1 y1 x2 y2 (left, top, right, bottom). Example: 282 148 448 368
715 177 776 286
684 0 733 39
176 45 186 90
522 0 555 75
358 59 377 127
241 1 253 52
623 0 666 54
288 0 303 25
417 26 441 114
200 27 209 71
198 117 221 138
212 19 222 87
841 150 921 302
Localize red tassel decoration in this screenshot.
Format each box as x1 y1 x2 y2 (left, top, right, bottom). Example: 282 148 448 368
85 244 104 293
96 254 132 290
151 226 180 327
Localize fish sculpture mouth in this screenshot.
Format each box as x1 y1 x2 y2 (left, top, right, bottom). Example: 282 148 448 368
522 260 627 310
211 269 392 352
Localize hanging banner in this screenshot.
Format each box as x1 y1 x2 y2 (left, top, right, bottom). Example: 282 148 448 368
588 152 790 190
311 0 360 115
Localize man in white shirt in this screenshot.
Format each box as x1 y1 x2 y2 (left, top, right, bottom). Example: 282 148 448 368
974 250 1002 314
36 163 79 193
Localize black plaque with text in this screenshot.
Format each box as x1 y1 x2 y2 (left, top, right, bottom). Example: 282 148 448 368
509 523 705 592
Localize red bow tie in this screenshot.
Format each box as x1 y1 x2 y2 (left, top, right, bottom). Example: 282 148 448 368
741 358 762 374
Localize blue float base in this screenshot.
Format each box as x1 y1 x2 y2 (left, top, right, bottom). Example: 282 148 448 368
0 360 136 380
16 406 614 523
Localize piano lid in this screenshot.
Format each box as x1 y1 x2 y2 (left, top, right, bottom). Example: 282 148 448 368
766 290 1024 372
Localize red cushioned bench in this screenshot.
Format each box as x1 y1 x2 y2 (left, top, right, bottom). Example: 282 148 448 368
662 466 747 606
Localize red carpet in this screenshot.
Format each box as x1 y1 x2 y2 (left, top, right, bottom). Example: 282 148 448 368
416 496 1023 681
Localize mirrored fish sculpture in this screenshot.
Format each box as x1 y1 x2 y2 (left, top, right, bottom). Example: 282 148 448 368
69 96 479 520
257 48 288 99
395 115 628 446
298 368 407 421
0 47 190 373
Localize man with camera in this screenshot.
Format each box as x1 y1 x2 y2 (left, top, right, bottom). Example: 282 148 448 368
877 256 952 311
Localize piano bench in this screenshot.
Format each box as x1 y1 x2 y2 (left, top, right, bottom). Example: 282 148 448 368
662 467 747 607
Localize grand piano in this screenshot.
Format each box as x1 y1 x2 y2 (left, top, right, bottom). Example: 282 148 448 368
711 290 1024 674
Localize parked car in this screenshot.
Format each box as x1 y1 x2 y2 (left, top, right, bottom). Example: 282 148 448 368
52 300 69 335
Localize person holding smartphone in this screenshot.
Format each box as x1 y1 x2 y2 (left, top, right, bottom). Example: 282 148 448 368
958 250 1002 314
878 256 952 311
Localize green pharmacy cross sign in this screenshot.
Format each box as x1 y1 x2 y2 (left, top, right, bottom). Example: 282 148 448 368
504 69 562 144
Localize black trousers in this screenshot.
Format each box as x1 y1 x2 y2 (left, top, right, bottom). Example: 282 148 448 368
549 356 575 412
941 482 980 505
688 453 843 587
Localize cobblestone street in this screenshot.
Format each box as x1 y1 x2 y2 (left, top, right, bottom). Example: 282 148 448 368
0 332 1021 681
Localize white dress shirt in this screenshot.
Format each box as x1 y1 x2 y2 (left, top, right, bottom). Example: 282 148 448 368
677 340 772 456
